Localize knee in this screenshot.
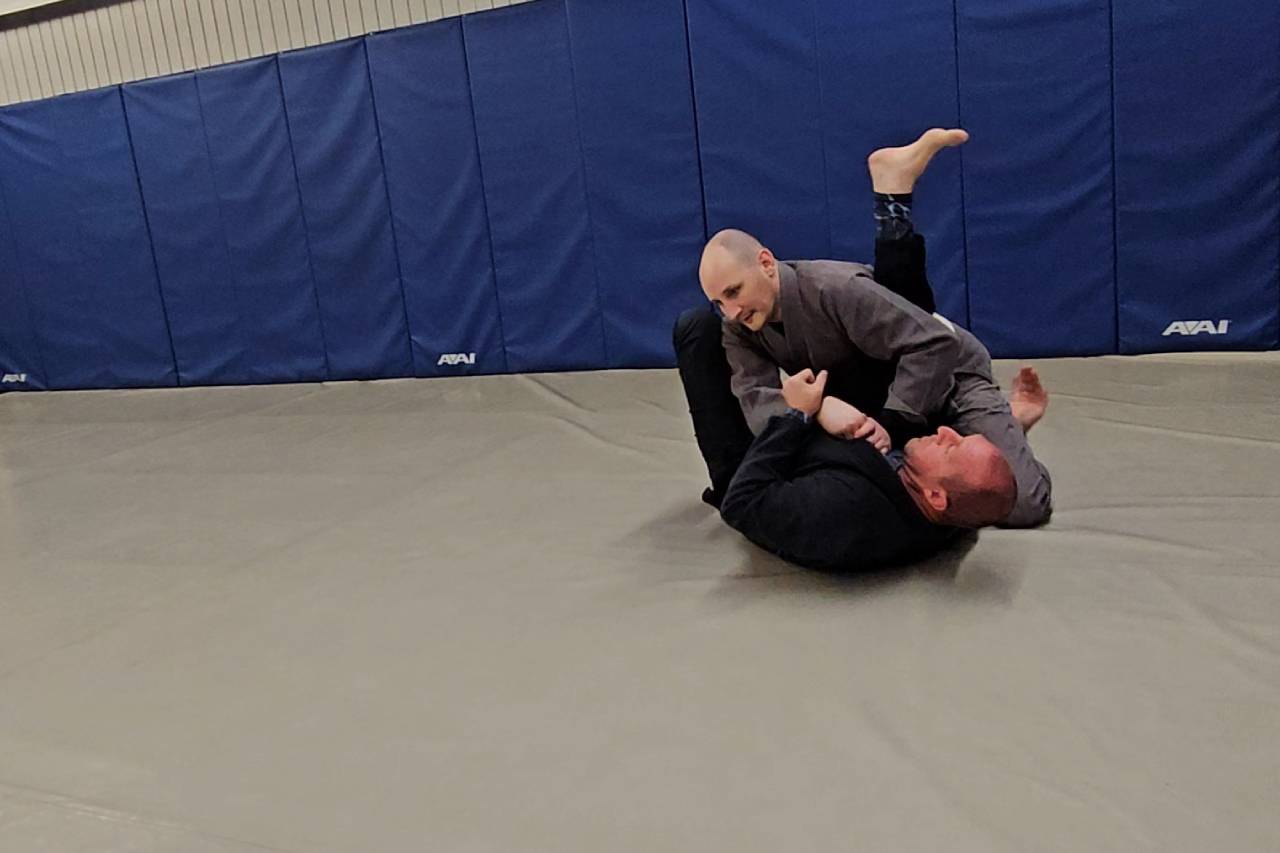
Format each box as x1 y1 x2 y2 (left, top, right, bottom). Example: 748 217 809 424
673 305 720 353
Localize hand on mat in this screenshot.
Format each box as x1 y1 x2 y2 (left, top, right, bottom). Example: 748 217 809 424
782 368 828 416
817 397 891 453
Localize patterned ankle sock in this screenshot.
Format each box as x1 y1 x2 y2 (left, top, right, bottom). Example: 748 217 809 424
873 192 915 241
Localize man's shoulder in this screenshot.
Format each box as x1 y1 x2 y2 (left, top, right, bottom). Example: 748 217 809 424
788 438 953 568
800 435 943 526
798 438 903 507
784 259 880 310
786 259 876 290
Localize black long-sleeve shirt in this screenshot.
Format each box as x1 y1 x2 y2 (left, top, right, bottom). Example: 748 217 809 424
719 411 958 572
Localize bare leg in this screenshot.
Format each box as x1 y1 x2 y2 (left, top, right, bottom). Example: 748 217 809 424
867 128 969 194
1009 366 1048 433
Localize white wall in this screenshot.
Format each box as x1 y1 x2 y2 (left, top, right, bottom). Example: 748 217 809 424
0 0 532 106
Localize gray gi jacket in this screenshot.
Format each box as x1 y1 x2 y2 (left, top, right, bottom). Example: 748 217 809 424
723 260 1052 527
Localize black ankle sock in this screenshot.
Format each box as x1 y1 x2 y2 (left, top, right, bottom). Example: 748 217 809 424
874 192 914 241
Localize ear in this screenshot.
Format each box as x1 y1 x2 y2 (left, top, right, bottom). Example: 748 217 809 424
924 485 948 514
758 248 776 274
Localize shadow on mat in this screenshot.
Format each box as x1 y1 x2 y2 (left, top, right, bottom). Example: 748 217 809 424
629 498 1022 604
713 530 1022 605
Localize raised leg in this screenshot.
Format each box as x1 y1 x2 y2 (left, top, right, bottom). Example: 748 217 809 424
865 128 968 314
673 307 755 507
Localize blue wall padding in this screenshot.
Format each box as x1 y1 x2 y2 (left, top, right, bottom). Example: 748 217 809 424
194 59 329 383
0 90 176 389
279 40 414 380
463 2 607 372
366 20 507 377
6 0 1280 393
955 0 1116 358
813 0 969 326
1113 1 1280 353
564 0 706 367
124 75 245 385
0 184 47 390
687 0 831 261
125 63 329 386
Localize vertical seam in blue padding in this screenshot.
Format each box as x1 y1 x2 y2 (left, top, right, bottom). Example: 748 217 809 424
0 169 51 388
681 0 709 243
562 0 611 367
194 72 246 379
951 0 972 329
361 37 416 376
459 18 510 373
275 56 333 381
1274 14 1280 348
1107 0 1120 354
119 86 182 387
808 0 833 258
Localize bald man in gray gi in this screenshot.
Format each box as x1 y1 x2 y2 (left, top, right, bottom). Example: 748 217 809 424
696 129 1052 527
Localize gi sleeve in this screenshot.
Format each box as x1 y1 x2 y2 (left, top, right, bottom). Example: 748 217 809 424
722 322 788 435
821 275 961 423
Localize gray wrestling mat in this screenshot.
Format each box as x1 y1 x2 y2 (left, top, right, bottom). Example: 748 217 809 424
2 353 1278 852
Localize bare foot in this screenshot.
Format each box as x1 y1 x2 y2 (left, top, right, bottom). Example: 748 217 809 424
1009 366 1048 433
867 128 970 194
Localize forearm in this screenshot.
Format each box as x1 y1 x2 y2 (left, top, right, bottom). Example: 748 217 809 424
735 385 789 435
723 328 787 434
876 408 934 447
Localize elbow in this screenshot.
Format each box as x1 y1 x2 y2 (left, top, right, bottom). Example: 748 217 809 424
718 492 747 528
937 329 963 366
717 481 760 530
740 392 778 436
1000 470 1053 528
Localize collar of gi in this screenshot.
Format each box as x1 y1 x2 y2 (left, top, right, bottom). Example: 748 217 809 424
776 261 800 327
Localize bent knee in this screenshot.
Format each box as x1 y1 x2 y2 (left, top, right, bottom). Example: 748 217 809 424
673 306 720 351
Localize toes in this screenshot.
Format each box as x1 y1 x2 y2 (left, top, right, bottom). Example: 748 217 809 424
928 127 969 147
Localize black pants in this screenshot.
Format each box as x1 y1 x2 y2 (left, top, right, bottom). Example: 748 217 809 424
673 233 935 498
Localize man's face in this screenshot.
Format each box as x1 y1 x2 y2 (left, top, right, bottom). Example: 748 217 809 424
903 426 999 485
699 246 778 332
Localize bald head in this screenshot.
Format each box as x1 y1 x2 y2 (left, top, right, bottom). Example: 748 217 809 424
702 228 765 270
698 229 780 331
